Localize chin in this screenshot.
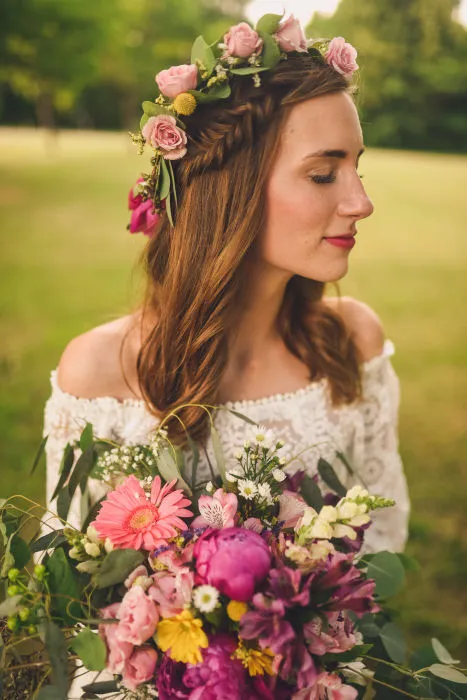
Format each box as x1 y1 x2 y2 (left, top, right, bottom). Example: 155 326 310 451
299 262 349 284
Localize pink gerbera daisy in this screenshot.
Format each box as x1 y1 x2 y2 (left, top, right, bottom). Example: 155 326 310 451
92 475 193 551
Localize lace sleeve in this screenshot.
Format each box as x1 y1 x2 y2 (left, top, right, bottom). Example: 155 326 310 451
349 344 410 554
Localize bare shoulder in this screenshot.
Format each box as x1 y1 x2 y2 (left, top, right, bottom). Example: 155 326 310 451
323 295 385 362
56 314 142 400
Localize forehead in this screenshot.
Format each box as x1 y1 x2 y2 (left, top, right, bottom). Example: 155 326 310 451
279 92 363 158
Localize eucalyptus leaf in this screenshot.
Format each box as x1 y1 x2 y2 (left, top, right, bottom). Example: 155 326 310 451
140 113 149 130
335 450 356 478
230 65 270 76
57 487 72 522
225 408 257 426
81 680 120 694
300 474 324 511
157 447 191 493
396 551 420 572
30 435 48 475
256 12 283 34
0 533 15 577
142 100 170 117
79 423 94 452
317 458 346 497
211 425 226 483
367 551 406 599
429 664 467 684
70 628 107 671
167 160 178 207
186 433 200 492
94 549 144 589
47 547 82 624
158 157 171 201
42 620 70 697
68 446 95 499
31 531 67 553
379 621 407 664
259 31 281 69
10 534 30 569
165 186 174 226
81 495 106 533
432 638 461 665
356 613 381 638
191 35 215 76
188 83 231 103
51 443 75 501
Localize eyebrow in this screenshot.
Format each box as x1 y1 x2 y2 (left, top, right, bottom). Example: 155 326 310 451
301 148 365 161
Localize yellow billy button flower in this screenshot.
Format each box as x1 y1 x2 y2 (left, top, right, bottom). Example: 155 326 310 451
227 600 248 622
233 641 275 676
173 92 197 116
156 610 208 665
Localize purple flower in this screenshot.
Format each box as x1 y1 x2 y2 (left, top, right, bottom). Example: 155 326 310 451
268 566 311 608
311 552 379 617
193 527 271 601
240 594 295 654
157 656 190 699
182 635 249 699
280 639 318 689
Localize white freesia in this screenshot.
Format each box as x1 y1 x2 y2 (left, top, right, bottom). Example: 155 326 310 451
84 542 101 558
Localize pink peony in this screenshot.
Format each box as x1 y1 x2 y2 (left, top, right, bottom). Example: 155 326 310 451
98 603 133 675
194 527 271 601
274 16 307 53
191 488 238 529
148 568 194 618
156 63 198 99
91 474 192 551
129 199 160 237
325 37 358 76
223 22 263 58
121 647 158 691
142 115 187 160
117 585 159 645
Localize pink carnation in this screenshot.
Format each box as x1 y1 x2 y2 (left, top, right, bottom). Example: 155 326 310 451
98 603 133 675
156 64 198 99
142 115 187 160
91 474 192 551
122 647 158 691
223 22 263 58
148 568 194 618
325 37 358 76
117 585 159 645
274 16 307 53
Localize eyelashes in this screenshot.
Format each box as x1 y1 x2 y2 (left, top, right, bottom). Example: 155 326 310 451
309 172 365 185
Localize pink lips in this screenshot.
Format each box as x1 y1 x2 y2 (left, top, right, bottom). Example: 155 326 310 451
324 235 356 249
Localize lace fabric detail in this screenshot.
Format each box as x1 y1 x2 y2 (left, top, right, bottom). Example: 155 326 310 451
43 339 410 553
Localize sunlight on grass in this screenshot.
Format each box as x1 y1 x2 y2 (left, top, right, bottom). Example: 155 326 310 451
1 127 466 657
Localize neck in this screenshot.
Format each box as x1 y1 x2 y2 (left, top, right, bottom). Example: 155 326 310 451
228 259 292 372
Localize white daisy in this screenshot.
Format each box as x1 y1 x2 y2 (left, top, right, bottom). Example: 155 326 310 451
238 480 258 500
193 585 219 613
245 425 278 450
257 482 273 504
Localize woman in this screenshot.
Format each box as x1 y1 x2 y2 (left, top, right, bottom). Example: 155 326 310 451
44 17 409 565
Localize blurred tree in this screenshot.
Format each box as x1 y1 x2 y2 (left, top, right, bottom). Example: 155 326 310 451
308 0 467 151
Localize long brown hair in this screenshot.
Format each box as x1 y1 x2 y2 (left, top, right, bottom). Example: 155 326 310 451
137 55 362 444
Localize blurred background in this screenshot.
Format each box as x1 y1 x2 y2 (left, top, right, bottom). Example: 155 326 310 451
1 0 466 662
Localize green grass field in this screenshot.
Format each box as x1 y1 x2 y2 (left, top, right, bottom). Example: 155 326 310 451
1 128 466 659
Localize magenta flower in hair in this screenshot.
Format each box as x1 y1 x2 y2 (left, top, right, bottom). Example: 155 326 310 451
92 474 192 551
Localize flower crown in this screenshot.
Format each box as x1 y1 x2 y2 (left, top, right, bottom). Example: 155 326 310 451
127 13 358 236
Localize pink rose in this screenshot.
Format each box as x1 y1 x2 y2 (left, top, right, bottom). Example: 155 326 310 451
116 586 159 645
325 37 358 76
122 647 158 691
148 569 194 618
142 115 187 160
99 603 133 675
192 489 238 529
155 64 198 99
194 527 271 601
129 199 160 237
274 16 307 53
223 22 263 58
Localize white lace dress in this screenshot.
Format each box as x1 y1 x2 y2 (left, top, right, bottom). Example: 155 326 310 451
43 339 410 554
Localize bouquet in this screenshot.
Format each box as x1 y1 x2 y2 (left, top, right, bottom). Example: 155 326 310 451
1 416 466 699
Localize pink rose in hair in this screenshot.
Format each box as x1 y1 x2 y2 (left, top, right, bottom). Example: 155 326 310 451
156 64 198 99
129 199 160 237
325 37 358 76
223 22 263 58
142 115 187 160
122 647 158 691
116 586 159 645
274 16 307 53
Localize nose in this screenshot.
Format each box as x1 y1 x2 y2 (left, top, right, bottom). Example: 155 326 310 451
337 174 374 221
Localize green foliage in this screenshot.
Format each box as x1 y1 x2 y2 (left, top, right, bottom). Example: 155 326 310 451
367 551 406 598
40 619 69 697
70 628 107 671
94 548 144 589
46 547 82 624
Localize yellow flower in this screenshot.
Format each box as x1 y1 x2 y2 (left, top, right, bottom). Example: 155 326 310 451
233 641 275 676
156 610 208 665
227 600 248 622
173 92 197 116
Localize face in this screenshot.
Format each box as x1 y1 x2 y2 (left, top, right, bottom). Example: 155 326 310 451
259 92 374 283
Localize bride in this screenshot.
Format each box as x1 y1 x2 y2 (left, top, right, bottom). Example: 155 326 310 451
44 17 409 610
